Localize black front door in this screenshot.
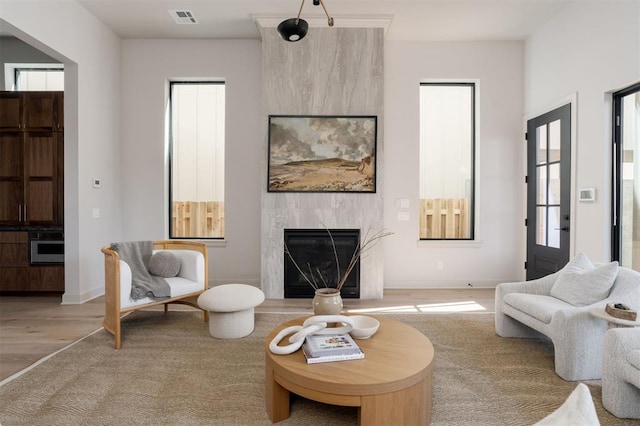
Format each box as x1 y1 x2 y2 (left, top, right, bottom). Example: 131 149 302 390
526 104 571 280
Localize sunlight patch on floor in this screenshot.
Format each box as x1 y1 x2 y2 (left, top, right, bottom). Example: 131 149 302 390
346 301 486 314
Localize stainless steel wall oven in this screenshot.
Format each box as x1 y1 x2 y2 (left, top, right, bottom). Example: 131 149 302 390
29 231 64 264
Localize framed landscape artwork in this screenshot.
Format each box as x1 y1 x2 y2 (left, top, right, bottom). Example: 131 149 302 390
267 115 377 192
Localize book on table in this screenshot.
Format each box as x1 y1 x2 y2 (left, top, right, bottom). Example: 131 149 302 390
302 343 364 364
304 333 361 357
301 333 364 363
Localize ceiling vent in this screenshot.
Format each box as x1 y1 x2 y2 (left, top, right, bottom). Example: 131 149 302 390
169 10 198 24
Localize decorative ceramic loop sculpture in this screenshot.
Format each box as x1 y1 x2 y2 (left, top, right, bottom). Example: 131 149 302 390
268 315 370 355
302 315 355 335
288 323 328 343
268 325 306 355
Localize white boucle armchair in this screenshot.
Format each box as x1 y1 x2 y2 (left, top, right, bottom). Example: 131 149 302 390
602 327 640 419
495 265 640 381
102 240 209 349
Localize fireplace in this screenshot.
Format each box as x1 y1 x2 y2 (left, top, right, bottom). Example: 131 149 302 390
284 229 360 298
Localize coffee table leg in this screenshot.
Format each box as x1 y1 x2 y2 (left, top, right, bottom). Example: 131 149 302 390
265 357 290 423
359 376 431 425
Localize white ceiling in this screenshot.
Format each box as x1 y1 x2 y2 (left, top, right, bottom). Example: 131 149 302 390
74 0 572 41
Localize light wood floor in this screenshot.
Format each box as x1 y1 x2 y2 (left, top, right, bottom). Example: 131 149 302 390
0 288 495 381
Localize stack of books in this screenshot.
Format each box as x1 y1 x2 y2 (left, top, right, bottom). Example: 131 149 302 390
302 333 365 364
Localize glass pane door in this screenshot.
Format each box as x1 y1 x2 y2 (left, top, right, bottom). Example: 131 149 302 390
535 120 562 249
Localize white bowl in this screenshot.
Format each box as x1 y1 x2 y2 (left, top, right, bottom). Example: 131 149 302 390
349 315 380 339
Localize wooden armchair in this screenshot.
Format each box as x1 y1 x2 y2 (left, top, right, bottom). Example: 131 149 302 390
101 240 209 349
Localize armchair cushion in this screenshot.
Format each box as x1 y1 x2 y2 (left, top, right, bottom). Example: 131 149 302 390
550 254 618 306
503 293 572 324
120 249 205 309
149 251 181 277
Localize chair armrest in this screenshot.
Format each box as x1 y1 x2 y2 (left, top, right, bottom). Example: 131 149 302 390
496 271 559 299
495 271 560 338
160 249 206 287
608 269 640 311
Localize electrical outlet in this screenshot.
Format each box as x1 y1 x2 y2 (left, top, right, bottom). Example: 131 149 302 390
437 260 444 270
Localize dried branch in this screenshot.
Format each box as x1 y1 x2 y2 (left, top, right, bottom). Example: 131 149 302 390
284 243 318 290
327 230 341 287
336 229 393 290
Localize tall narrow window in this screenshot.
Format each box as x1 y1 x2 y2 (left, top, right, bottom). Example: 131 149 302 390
613 83 640 268
169 82 225 239
419 82 476 240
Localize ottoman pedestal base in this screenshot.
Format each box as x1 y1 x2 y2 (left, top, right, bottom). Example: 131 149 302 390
209 308 256 339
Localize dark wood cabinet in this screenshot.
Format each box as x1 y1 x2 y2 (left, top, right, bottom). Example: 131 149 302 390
0 231 29 292
0 92 64 226
0 92 62 130
0 131 23 223
23 92 58 130
29 266 65 292
0 231 64 293
0 92 22 129
0 231 28 266
0 92 65 293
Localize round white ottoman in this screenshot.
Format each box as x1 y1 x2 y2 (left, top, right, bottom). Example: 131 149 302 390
197 284 265 339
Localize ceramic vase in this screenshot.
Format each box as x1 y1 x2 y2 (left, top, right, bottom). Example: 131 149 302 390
312 288 343 315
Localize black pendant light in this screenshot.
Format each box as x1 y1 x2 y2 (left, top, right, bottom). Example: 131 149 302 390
277 18 309 42
277 0 334 42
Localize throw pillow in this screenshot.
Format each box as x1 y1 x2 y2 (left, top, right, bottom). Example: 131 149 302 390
550 259 619 307
148 251 181 278
534 383 599 425
561 252 595 273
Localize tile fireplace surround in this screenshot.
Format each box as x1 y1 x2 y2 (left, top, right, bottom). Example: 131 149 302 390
262 224 384 300
259 27 385 300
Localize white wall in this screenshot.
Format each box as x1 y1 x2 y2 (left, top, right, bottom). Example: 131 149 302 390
384 42 525 287
120 39 262 286
0 1 122 303
525 1 640 262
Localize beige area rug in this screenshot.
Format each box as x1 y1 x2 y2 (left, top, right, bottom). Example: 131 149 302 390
0 311 636 426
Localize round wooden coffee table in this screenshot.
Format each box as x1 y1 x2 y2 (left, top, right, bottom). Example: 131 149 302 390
265 316 434 425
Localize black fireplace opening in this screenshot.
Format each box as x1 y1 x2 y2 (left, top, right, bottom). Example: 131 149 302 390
284 229 360 299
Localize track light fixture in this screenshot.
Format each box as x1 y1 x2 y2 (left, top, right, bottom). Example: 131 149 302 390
277 0 334 42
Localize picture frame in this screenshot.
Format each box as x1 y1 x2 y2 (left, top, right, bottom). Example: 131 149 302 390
267 115 377 193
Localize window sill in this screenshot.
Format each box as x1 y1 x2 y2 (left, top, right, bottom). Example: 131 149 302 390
172 239 227 248
417 239 483 248
202 239 227 248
